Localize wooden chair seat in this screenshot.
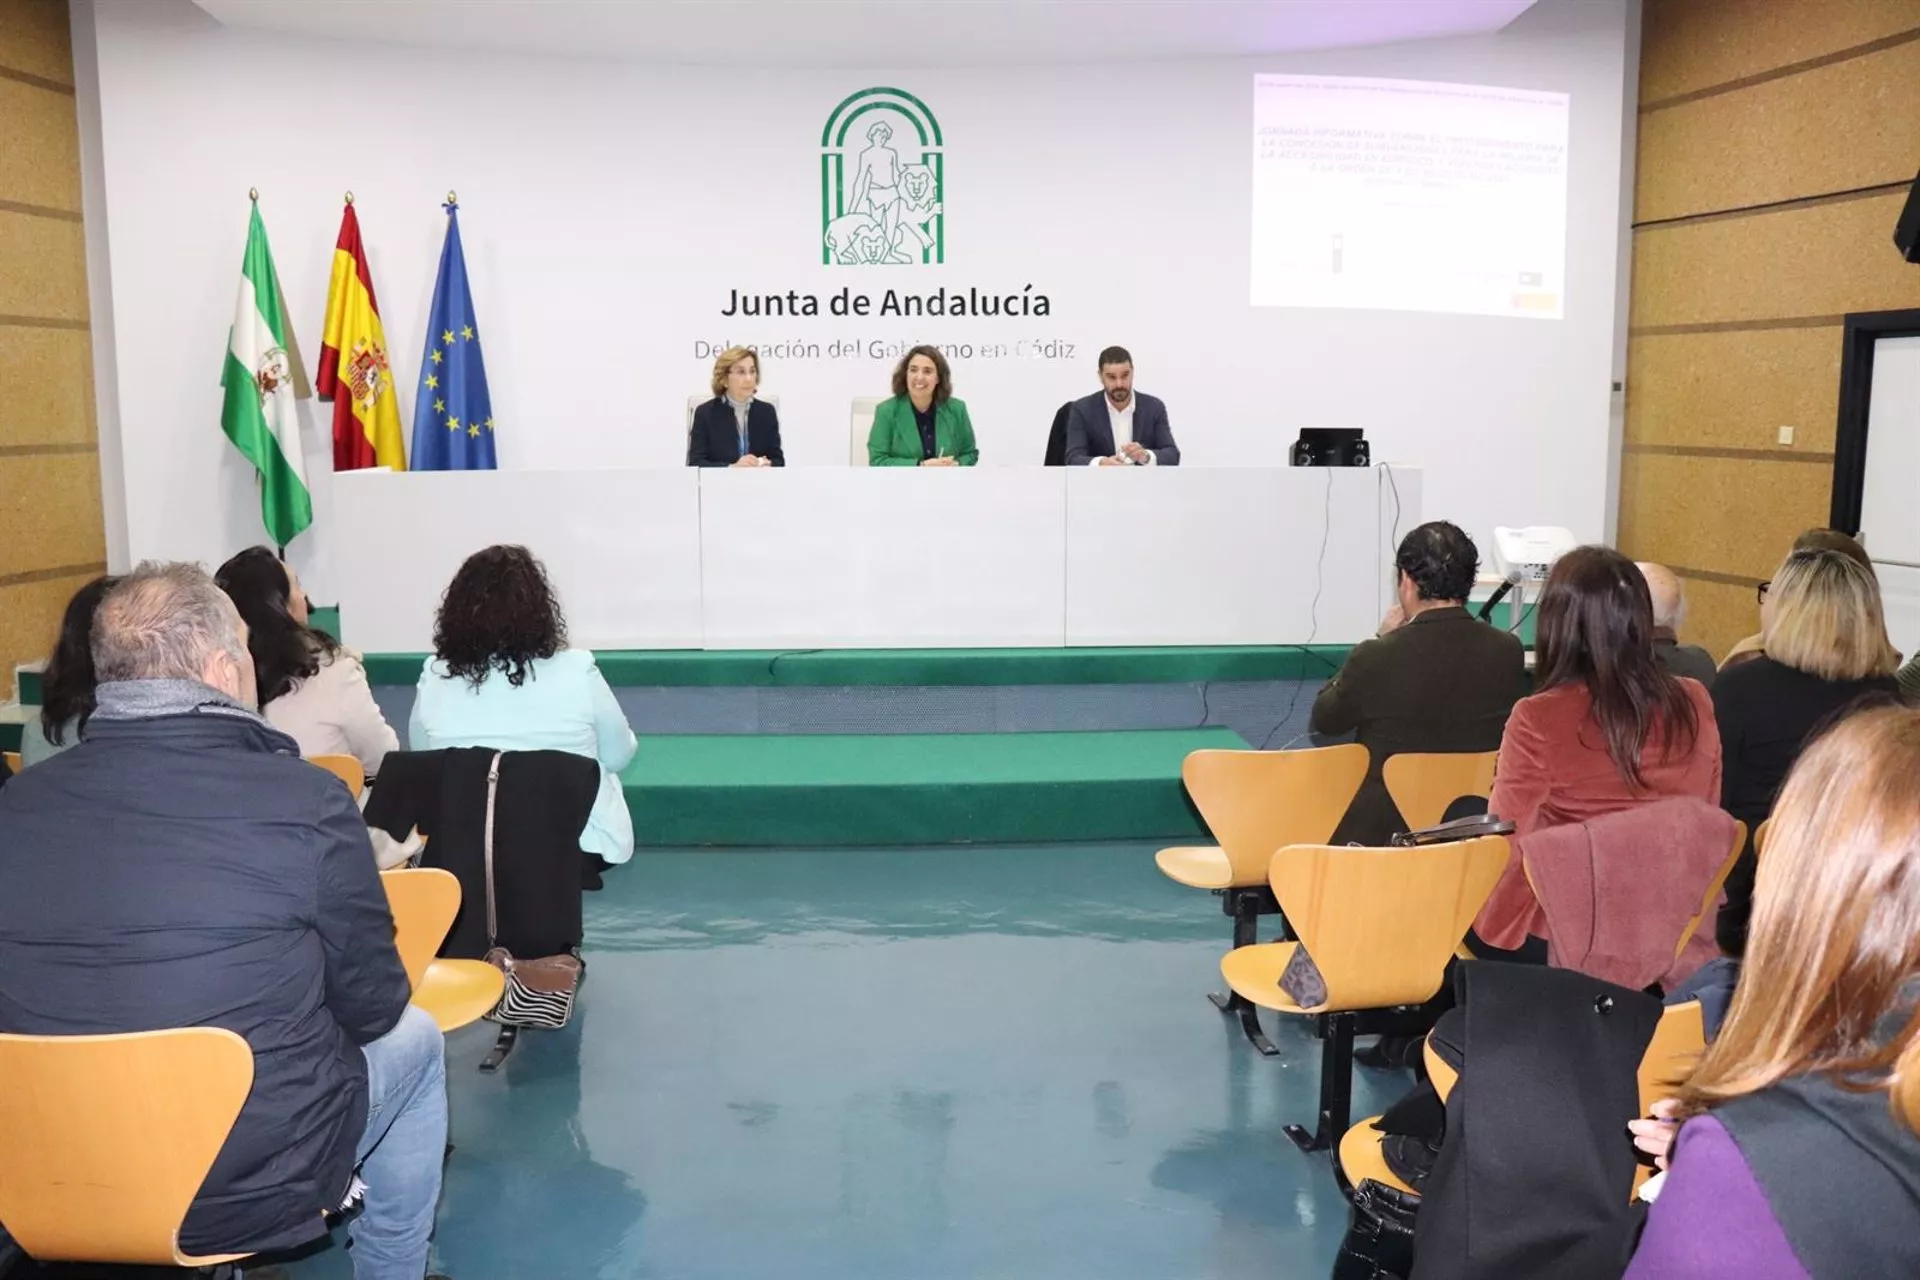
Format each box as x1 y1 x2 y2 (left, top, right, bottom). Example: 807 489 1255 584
1337 1115 1417 1197
1220 940 1313 1014
1425 1036 1459 1103
2 750 20 774
1154 844 1233 889
415 960 506 1033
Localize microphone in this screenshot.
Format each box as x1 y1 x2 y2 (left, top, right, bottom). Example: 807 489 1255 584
1477 572 1522 622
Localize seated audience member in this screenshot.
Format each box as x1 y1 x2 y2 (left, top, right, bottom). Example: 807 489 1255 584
1625 705 1920 1279
1720 528 1882 672
1064 345 1180 466
867 345 978 466
410 545 639 864
1473 546 1720 957
218 546 399 780
17 573 117 767
1311 521 1526 844
1636 562 1716 688
688 345 783 468
0 563 449 1278
1710 547 1899 953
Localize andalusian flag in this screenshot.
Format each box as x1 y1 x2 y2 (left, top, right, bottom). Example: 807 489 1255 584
317 199 407 470
220 201 311 548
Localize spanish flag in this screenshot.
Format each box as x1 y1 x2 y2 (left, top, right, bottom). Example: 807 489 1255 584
317 200 406 470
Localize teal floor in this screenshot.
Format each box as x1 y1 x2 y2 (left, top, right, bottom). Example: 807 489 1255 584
273 845 1404 1279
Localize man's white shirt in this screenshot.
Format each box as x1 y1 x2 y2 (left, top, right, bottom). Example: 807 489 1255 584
1086 394 1156 464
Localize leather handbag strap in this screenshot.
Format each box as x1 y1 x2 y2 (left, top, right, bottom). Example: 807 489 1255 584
482 751 503 951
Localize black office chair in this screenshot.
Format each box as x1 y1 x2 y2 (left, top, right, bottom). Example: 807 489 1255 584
1043 401 1071 466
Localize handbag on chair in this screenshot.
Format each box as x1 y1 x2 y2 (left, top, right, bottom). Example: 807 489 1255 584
479 753 584 1031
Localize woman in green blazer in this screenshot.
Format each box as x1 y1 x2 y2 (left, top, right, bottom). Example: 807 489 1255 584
867 345 979 466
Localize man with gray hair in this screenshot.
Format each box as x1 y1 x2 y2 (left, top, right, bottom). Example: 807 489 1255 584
1637 561 1718 688
0 562 452 1279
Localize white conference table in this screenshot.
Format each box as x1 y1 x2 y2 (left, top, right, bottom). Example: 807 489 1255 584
331 465 1419 651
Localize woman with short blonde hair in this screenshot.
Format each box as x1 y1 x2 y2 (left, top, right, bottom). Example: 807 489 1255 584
690 345 784 467
1625 705 1920 1277
1709 546 1901 953
1761 548 1897 682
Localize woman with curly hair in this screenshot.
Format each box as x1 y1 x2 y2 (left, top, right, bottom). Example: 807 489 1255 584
410 545 638 863
216 546 398 780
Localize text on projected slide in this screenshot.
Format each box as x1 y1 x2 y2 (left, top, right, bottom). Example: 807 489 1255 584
1251 75 1569 318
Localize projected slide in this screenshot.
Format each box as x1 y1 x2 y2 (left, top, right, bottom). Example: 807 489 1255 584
1251 74 1569 318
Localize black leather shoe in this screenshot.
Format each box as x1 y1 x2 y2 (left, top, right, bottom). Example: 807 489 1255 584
1355 1034 1418 1070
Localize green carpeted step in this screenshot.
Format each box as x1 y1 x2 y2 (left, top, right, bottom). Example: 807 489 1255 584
623 727 1243 847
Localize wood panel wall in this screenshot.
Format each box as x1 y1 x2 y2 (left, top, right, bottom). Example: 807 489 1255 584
0 0 101 700
1621 0 1920 658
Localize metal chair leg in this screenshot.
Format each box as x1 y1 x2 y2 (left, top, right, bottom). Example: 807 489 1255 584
479 1024 519 1072
1209 890 1280 1055
1285 1013 1355 1153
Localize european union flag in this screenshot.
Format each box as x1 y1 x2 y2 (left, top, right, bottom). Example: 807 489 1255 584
410 200 496 470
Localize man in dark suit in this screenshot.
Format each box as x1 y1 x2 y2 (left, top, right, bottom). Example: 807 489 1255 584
1064 346 1179 466
1310 520 1527 846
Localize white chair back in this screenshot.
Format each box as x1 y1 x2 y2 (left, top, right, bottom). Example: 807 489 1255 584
850 397 884 466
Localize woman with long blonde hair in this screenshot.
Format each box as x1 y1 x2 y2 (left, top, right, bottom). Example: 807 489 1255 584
1625 705 1920 1278
1708 547 1899 952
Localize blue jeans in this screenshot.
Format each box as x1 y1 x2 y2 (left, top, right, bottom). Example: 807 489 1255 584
350 1004 448 1279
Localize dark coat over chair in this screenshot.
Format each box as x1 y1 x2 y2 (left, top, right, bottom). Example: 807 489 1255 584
1412 963 1661 1280
365 747 601 959
1043 401 1071 465
0 708 409 1256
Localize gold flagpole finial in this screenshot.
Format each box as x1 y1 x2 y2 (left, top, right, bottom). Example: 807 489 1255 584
446 190 457 206
344 190 354 205
248 188 259 202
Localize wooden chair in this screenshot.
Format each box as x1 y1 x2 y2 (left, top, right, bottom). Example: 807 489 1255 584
309 752 365 795
2 750 19 774
1634 999 1705 1194
1155 744 1369 1055
1219 834 1509 1153
380 868 504 1036
1381 750 1498 832
0 1026 255 1268
1671 820 1746 962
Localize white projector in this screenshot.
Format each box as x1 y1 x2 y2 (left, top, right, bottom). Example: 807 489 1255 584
1490 526 1579 584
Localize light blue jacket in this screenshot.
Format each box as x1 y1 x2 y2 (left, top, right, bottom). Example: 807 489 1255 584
408 649 639 863
19 714 80 768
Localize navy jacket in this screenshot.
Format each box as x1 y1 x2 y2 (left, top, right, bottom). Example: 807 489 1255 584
0 704 410 1254
1064 390 1179 466
688 395 785 466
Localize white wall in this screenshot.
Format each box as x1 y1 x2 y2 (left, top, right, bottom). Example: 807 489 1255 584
77 0 1634 605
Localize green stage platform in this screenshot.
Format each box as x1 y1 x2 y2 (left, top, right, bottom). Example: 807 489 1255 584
623 727 1242 846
